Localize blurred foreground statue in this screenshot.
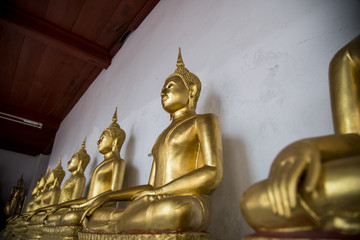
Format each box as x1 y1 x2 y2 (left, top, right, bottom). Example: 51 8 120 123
42 109 126 239
77 49 223 240
240 35 360 239
4 175 25 217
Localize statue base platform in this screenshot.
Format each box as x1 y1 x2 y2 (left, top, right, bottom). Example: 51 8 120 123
243 230 360 240
41 224 82 240
22 223 44 239
78 231 212 240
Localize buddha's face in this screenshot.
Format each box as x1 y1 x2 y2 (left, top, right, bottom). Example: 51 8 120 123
161 76 189 113
46 172 55 185
31 186 38 196
98 131 114 154
38 178 45 189
68 154 79 172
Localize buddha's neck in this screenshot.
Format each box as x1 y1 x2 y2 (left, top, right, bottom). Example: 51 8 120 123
171 107 195 122
71 168 83 175
103 151 120 160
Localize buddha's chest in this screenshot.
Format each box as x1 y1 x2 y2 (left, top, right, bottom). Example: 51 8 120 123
59 179 75 202
153 118 200 185
89 161 114 197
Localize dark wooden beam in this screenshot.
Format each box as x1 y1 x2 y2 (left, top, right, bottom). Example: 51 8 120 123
0 3 112 69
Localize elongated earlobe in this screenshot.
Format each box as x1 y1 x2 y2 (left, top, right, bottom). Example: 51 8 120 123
112 138 119 152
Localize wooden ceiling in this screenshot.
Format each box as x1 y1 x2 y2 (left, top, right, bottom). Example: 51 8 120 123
0 0 159 155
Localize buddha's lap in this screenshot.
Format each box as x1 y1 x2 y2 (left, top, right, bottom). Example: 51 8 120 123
86 195 210 231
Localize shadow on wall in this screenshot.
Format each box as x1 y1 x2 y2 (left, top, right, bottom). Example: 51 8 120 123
202 89 254 239
122 128 139 188
210 137 254 239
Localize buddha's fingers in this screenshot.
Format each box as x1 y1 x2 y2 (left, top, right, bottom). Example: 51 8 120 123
280 161 294 217
284 157 307 215
269 163 285 216
303 152 321 193
80 209 90 223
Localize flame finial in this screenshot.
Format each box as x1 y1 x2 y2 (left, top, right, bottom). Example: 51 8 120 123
112 107 118 123
176 47 185 68
82 137 86 149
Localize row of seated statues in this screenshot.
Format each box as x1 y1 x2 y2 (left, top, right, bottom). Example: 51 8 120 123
2 35 360 240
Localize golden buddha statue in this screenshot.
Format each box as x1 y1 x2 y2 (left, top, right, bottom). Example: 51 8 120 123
240 35 360 238
27 139 90 223
3 167 51 239
26 167 50 212
24 158 66 239
4 175 25 217
41 157 66 207
41 109 126 239
76 49 223 239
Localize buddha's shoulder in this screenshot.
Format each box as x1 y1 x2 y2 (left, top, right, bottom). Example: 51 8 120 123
96 157 125 168
194 113 219 124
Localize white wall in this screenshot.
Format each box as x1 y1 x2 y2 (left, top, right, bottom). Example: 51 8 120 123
47 1 360 239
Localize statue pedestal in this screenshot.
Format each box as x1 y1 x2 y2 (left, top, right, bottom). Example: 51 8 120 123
78 231 212 240
41 224 82 240
243 230 360 240
21 223 43 239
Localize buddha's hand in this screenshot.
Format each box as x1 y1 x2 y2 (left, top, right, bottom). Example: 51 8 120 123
132 189 171 201
43 205 60 220
80 195 110 223
267 140 321 218
25 211 37 222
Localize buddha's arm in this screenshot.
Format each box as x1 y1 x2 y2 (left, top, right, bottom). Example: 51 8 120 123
329 35 360 134
268 134 360 218
42 197 88 220
111 160 125 191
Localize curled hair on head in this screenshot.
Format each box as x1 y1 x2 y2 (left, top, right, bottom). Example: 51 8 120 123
104 107 126 152
166 48 202 110
74 137 90 171
51 157 66 185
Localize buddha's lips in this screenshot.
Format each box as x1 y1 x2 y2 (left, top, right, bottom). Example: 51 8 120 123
162 96 169 102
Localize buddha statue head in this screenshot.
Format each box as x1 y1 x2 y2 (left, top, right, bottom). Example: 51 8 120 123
97 107 126 156
162 48 202 117
31 183 39 197
47 157 66 188
68 137 90 173
17 175 24 188
38 166 51 192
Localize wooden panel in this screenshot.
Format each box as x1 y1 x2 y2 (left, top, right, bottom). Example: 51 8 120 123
22 46 67 113
60 66 102 120
95 0 146 48
0 0 158 156
0 3 112 69
6 0 50 18
0 25 24 105
37 56 95 119
71 0 121 44
108 0 160 56
9 36 47 108
45 0 85 31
